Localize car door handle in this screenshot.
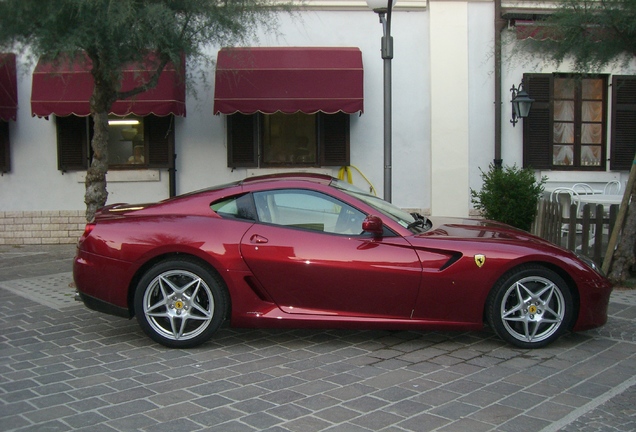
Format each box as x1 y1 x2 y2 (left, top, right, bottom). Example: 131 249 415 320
250 234 269 244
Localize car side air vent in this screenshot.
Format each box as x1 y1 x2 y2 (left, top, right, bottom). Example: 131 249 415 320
244 276 273 302
439 253 462 271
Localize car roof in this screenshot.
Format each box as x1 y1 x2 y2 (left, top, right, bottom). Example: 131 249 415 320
239 172 334 187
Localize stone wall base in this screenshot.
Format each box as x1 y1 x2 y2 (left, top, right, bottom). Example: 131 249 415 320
0 211 86 245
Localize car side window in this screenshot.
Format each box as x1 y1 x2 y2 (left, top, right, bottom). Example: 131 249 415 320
211 194 257 221
253 189 366 235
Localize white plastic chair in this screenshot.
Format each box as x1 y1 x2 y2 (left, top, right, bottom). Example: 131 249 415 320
572 183 594 195
603 180 621 195
550 188 581 236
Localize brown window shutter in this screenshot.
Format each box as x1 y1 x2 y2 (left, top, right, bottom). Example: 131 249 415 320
320 113 350 166
56 116 89 171
228 114 258 168
146 115 174 168
611 76 636 171
523 74 552 170
0 121 9 173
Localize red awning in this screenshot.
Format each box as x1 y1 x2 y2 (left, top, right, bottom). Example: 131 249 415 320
515 20 611 42
0 53 17 122
31 53 186 118
213 47 364 115
515 20 554 40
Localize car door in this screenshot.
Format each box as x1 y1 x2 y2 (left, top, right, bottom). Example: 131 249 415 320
240 189 422 318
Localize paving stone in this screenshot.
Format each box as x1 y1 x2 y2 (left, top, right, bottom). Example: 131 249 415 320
280 415 332 432
63 411 110 429
430 400 481 420
97 400 159 420
498 414 552 432
397 412 451 431
352 410 403 429
21 405 74 424
190 406 244 427
242 411 283 429
105 413 158 431
436 417 493 432
314 405 360 423
267 402 312 420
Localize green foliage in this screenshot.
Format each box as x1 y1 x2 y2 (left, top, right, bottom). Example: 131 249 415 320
0 0 289 80
0 0 292 221
471 164 546 232
520 0 636 72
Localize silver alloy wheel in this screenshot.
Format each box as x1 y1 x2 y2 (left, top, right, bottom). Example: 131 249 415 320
500 275 566 343
142 269 214 341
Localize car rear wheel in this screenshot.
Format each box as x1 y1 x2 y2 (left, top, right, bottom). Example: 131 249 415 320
487 265 574 349
134 258 228 348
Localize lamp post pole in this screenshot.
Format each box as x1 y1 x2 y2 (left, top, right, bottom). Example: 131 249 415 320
368 0 394 202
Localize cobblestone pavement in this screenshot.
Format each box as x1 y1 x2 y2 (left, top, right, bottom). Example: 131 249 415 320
0 245 635 431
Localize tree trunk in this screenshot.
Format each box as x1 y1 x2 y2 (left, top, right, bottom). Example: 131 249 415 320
84 111 109 221
84 76 116 222
608 179 636 284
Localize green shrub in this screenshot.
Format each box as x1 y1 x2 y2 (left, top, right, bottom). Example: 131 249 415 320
471 164 546 231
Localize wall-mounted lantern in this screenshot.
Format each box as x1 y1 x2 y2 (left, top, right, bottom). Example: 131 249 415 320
510 80 534 127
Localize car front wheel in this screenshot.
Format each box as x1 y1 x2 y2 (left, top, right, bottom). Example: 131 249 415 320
134 258 228 348
487 265 574 349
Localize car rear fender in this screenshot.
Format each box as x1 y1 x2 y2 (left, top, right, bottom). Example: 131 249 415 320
126 249 238 319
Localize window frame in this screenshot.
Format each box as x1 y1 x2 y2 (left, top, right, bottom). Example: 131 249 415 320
523 73 609 171
55 114 175 172
227 112 350 169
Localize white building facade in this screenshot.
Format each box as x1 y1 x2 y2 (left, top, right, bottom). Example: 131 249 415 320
0 0 634 244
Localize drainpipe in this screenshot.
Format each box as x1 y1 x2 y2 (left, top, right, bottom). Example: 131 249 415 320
494 0 507 168
169 153 177 197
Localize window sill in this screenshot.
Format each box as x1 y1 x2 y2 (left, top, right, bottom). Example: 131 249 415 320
75 169 161 183
539 171 620 183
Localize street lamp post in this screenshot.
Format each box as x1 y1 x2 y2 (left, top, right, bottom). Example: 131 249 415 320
367 0 395 202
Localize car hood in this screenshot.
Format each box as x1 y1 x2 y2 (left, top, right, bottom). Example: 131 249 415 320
417 216 546 244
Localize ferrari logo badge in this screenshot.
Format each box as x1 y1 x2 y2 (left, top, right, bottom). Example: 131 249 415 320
474 255 486 268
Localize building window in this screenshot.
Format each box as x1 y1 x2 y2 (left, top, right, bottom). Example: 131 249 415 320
56 114 174 172
108 117 146 165
227 112 350 168
263 113 317 165
523 74 608 171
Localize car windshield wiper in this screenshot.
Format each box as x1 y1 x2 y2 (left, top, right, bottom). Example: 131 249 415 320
407 213 431 231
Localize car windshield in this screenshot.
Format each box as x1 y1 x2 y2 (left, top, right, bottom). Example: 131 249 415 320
331 179 430 233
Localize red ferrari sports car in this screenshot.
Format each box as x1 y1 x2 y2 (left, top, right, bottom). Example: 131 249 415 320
74 173 612 349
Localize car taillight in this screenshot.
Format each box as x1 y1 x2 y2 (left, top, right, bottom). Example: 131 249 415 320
78 223 96 244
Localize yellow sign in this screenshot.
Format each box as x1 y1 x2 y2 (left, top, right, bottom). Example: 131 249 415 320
474 255 486 268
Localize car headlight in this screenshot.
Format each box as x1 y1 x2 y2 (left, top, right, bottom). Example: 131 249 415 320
576 253 605 277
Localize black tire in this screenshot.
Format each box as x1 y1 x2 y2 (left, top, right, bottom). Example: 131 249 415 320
134 257 228 348
486 265 574 349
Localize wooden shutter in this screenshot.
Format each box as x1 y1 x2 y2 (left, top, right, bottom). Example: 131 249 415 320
0 121 9 173
611 76 636 171
523 74 552 170
146 115 174 168
320 113 350 166
56 116 89 171
228 114 258 167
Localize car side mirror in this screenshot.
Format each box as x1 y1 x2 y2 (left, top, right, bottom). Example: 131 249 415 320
362 215 384 236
